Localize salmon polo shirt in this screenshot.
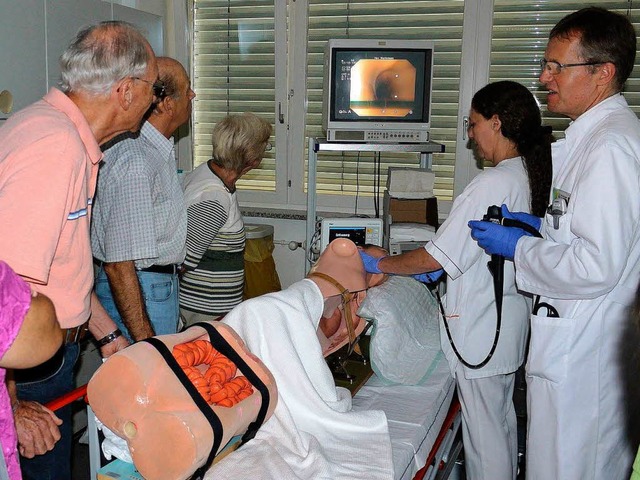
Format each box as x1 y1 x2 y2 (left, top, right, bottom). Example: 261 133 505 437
0 88 103 328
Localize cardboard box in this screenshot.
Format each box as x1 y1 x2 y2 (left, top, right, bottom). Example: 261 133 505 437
384 192 438 227
386 167 435 196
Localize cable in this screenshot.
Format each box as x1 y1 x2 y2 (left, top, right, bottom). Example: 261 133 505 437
306 218 323 264
373 152 381 218
436 267 502 369
437 211 544 369
355 152 361 215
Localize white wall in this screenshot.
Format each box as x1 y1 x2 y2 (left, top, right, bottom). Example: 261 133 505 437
0 0 163 120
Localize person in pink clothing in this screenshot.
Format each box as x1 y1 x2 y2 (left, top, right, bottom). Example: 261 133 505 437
0 261 62 479
0 21 158 479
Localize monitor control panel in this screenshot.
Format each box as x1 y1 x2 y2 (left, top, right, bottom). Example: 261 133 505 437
320 217 383 253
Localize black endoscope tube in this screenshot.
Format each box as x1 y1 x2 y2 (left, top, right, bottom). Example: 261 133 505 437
437 206 542 370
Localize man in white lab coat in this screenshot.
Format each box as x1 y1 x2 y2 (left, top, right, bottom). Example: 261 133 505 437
469 7 640 479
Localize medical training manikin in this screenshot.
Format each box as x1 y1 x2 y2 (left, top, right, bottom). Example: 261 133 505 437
204 238 394 480
88 239 393 480
310 238 384 357
87 321 278 480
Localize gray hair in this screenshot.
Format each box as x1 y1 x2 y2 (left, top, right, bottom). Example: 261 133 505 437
59 21 152 96
211 113 273 173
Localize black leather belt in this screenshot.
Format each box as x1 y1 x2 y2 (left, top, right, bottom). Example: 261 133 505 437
63 322 88 344
94 258 177 275
137 264 178 274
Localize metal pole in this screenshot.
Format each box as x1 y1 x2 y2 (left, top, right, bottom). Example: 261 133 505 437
305 137 318 272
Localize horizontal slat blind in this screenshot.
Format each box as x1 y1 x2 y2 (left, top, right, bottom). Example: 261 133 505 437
192 0 276 191
305 0 465 202
491 0 640 138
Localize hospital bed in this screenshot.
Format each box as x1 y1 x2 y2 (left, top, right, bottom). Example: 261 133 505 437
24 278 462 480
47 370 460 480
353 353 461 480
8 372 460 480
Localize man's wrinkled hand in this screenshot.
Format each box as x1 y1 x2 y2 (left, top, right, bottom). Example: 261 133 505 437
14 400 62 458
360 245 388 258
99 334 130 358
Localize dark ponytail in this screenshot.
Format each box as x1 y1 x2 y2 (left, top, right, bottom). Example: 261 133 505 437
518 125 553 217
472 81 553 217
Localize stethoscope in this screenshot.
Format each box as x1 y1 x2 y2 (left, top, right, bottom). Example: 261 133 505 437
533 300 559 317
530 197 567 318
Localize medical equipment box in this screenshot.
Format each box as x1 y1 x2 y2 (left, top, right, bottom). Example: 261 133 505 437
386 167 435 197
384 191 439 226
320 217 383 252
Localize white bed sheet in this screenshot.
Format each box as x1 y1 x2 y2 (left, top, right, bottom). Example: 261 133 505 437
352 351 455 480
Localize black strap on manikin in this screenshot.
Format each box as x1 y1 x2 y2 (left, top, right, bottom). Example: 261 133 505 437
142 322 271 480
142 337 223 480
192 322 271 447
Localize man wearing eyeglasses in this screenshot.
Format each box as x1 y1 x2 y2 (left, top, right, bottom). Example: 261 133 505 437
0 21 157 480
469 7 640 480
91 57 195 343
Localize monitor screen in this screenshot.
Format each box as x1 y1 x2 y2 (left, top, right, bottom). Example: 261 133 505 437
320 217 383 252
331 48 431 123
327 226 367 246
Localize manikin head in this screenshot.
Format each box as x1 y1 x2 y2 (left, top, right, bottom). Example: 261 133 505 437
307 238 385 356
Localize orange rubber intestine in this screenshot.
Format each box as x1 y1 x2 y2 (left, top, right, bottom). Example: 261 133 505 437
172 340 253 407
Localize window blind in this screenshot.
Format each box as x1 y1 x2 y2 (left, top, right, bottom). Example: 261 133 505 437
490 0 640 138
192 0 276 191
305 0 465 202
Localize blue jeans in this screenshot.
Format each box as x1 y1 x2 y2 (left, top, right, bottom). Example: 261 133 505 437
16 342 80 480
95 267 179 342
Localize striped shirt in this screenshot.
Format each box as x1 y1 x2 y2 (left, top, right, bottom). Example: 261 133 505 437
180 163 245 315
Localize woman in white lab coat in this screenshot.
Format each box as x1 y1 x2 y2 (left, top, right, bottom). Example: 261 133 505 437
360 81 553 480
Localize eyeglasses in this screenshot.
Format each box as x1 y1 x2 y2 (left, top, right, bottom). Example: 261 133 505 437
132 77 167 99
539 58 605 75
264 141 273 152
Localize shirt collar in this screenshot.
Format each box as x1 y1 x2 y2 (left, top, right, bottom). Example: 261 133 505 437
139 121 175 159
565 93 627 145
43 88 103 165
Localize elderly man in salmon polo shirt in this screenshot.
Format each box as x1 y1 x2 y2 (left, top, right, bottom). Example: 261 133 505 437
0 21 158 480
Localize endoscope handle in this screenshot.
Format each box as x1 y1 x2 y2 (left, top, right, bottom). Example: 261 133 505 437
482 205 505 281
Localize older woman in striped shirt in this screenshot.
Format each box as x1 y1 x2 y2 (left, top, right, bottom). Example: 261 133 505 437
179 113 272 325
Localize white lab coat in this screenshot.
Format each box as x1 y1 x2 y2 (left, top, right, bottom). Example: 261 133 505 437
427 157 531 379
426 157 531 480
515 94 640 480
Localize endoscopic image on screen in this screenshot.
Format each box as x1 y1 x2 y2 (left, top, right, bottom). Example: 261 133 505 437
350 59 416 116
332 50 426 121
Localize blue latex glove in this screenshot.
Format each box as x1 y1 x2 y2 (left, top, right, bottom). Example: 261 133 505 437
468 220 528 260
412 268 444 284
359 250 383 274
501 204 541 232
